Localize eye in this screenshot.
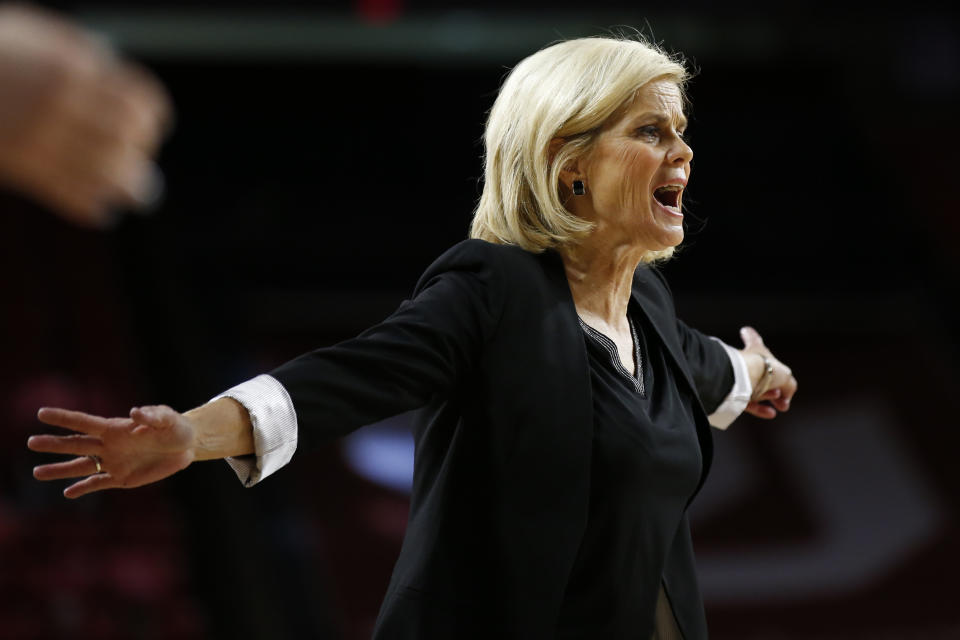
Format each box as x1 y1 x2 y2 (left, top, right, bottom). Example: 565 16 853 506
635 125 660 140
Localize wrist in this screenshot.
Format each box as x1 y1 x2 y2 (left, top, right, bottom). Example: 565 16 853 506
742 351 764 387
741 351 775 401
185 397 254 461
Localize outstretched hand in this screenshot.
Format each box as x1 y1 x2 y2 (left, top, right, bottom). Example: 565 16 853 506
28 405 196 498
739 326 798 420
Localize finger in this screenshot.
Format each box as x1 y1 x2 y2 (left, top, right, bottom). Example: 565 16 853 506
1 141 116 226
108 60 175 145
64 74 165 155
96 149 164 212
27 433 101 456
739 326 764 349
745 402 777 419
64 472 116 499
45 56 171 157
100 69 165 151
769 395 791 412
33 456 99 481
30 178 115 228
27 123 163 212
758 388 781 401
779 376 798 406
760 392 788 411
36 407 108 435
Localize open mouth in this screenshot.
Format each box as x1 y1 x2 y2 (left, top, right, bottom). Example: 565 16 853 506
653 185 683 210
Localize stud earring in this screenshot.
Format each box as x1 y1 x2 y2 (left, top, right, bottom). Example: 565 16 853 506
572 180 585 196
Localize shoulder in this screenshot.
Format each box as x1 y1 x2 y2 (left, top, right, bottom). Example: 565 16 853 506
415 239 551 292
426 238 543 271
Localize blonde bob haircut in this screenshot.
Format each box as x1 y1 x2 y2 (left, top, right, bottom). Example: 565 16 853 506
470 36 689 258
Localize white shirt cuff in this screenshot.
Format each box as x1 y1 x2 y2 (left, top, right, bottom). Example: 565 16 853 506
210 373 298 487
707 339 752 430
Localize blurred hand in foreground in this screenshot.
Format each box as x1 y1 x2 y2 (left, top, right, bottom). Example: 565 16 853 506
28 405 196 499
0 3 173 227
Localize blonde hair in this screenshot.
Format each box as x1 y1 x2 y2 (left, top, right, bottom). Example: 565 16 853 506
469 36 688 258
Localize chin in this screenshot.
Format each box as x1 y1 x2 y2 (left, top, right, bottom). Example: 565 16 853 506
653 225 684 249
633 228 683 263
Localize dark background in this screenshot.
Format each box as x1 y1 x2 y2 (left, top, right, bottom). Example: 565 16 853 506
2 1 958 638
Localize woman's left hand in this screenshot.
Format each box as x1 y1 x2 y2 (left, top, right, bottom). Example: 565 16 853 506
738 326 798 420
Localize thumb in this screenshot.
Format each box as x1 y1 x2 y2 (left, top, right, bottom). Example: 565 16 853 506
740 326 764 349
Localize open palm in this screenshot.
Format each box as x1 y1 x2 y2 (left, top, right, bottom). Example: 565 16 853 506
28 405 196 498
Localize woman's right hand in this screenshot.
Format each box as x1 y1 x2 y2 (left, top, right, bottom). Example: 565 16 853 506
28 405 196 498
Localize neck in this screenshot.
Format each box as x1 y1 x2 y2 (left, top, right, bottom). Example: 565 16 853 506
559 236 646 330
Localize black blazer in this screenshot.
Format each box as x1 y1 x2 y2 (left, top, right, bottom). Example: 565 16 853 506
271 239 733 639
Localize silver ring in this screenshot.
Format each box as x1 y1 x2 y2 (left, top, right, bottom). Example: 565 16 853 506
89 455 102 474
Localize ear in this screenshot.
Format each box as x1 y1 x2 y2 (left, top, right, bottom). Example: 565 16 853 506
549 137 583 191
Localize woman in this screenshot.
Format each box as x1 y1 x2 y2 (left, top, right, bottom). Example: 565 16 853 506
29 36 797 639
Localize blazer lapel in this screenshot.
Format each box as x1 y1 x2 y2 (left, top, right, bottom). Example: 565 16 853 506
630 266 715 503
628 267 700 404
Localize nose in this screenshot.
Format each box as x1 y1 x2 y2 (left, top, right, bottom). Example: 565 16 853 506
668 136 693 166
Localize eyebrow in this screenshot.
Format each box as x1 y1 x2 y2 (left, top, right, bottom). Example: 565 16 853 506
632 112 688 129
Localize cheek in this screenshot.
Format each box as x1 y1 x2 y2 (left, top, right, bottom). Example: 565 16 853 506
612 145 655 210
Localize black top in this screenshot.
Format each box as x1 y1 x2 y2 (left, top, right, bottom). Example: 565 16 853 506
269 240 733 639
557 307 701 638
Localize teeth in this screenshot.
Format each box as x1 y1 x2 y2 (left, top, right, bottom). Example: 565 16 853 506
653 184 683 210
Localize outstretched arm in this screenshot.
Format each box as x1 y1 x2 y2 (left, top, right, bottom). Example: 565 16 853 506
30 240 505 496
28 398 253 498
